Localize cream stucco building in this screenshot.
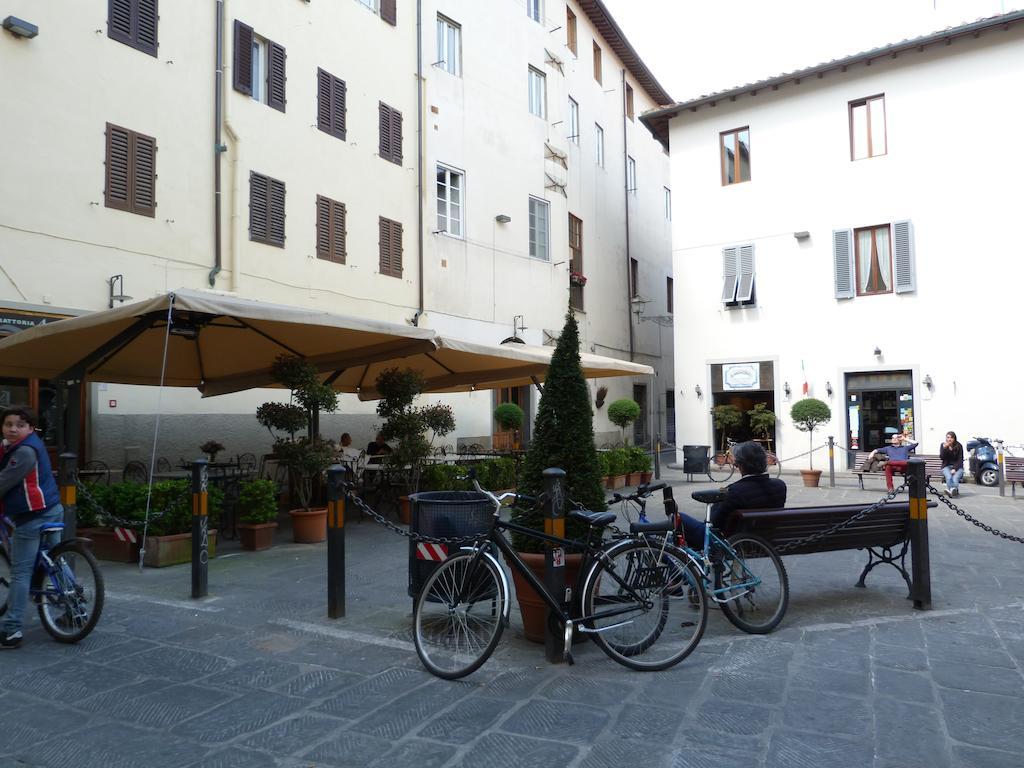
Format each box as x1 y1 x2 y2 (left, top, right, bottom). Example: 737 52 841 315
643 11 1024 468
0 0 673 465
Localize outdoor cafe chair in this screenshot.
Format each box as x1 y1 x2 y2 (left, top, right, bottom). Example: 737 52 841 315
123 460 148 484
156 457 172 473
79 460 110 486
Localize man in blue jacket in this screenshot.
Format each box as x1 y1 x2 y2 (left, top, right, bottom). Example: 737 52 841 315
868 433 919 491
0 406 64 649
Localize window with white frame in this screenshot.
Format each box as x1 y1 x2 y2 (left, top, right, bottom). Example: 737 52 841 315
527 0 542 23
358 0 378 10
436 15 461 76
436 164 464 237
849 94 886 160
568 97 579 144
833 221 915 299
722 244 756 307
528 196 549 260
528 67 546 118
250 37 266 103
627 156 637 194
595 123 604 166
664 187 671 220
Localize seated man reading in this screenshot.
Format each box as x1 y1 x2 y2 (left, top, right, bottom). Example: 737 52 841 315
679 441 787 549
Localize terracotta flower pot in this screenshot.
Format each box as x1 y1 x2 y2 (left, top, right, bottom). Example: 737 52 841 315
78 527 140 563
800 469 823 487
639 471 653 485
508 551 584 643
142 530 218 568
238 521 278 551
399 495 411 525
289 508 327 543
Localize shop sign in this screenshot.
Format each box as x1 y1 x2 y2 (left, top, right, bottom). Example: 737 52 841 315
723 363 760 391
0 310 65 336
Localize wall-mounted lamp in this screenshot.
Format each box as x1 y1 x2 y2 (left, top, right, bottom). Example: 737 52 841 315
783 382 792 398
495 214 511 224
694 384 703 399
873 346 882 357
826 381 833 397
923 374 933 391
108 275 133 309
2 16 39 38
793 230 810 241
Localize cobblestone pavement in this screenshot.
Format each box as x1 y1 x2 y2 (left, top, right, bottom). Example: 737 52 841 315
2 470 1023 767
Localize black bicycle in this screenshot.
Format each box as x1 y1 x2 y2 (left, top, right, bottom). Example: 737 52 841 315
412 479 708 679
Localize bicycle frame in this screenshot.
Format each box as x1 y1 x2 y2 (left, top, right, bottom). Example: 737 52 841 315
0 514 78 602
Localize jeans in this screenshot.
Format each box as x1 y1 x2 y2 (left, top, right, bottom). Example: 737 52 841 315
942 466 964 490
3 505 63 635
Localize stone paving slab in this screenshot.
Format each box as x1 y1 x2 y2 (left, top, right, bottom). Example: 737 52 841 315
1 471 1023 766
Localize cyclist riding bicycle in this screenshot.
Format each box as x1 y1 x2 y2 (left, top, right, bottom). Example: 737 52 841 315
678 441 786 549
0 405 64 650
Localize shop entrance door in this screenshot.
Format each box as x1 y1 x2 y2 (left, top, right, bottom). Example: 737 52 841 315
845 370 914 467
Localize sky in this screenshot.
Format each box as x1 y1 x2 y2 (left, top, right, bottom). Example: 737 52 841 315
600 0 1019 102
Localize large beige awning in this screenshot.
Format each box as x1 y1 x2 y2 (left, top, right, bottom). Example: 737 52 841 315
0 289 439 394
303 336 653 401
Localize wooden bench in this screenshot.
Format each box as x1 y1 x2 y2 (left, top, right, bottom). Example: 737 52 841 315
1004 456 1024 497
851 451 943 490
730 500 936 598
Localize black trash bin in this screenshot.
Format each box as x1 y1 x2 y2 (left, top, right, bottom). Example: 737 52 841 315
682 445 711 477
407 491 494 598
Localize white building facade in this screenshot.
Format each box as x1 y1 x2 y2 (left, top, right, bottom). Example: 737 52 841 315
643 12 1024 467
0 0 673 464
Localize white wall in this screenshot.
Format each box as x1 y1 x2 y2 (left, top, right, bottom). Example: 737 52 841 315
667 27 1024 462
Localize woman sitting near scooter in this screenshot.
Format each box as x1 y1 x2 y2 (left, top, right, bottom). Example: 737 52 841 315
940 431 964 497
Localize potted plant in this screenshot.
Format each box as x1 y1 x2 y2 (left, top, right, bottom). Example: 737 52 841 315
236 478 279 551
607 398 641 446
513 310 606 642
711 404 744 456
747 403 777 455
199 439 225 464
375 367 456 524
790 397 832 487
605 447 629 489
257 354 339 542
626 445 653 485
493 402 525 452
596 450 611 485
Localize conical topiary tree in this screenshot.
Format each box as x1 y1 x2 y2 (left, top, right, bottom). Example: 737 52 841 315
513 311 606 552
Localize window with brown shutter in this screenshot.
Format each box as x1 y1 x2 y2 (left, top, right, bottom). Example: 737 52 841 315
104 122 157 217
233 21 254 96
234 20 285 111
316 195 346 263
566 8 577 55
379 102 403 165
108 0 159 57
380 0 397 26
593 41 602 84
250 171 286 248
317 69 347 140
625 84 635 121
378 216 403 277
267 41 287 112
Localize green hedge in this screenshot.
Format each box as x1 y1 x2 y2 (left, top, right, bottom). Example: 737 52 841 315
418 457 518 493
76 480 223 536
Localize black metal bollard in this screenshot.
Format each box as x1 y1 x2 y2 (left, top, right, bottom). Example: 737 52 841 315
326 465 347 619
906 458 931 610
827 436 835 488
542 467 567 664
997 444 1005 497
654 434 661 480
58 453 77 540
191 459 209 599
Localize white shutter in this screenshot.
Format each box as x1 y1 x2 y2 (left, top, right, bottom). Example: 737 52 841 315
736 245 755 302
721 246 738 303
832 229 855 299
892 220 915 293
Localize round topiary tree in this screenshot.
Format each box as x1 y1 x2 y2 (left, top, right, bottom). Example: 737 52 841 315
790 397 831 470
515 310 606 552
711 404 744 452
493 402 524 431
607 398 641 445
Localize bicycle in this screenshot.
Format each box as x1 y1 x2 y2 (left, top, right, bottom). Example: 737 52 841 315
610 483 789 634
709 438 782 482
0 514 105 643
412 479 708 679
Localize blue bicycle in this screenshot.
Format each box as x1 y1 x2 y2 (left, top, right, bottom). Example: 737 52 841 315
0 515 105 643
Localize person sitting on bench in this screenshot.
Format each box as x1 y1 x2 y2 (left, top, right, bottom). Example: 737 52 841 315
679 441 787 549
869 433 919 491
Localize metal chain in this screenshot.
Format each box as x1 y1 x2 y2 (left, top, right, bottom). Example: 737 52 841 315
926 482 1024 544
773 483 908 554
343 487 490 546
74 479 183 527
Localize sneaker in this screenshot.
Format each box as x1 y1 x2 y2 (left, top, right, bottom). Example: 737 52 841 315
0 631 23 649
943 486 952 496
952 488 959 497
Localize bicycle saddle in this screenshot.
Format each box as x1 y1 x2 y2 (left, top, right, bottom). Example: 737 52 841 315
691 489 727 504
569 509 617 528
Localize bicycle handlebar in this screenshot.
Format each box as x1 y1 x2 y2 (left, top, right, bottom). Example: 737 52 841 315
609 482 667 505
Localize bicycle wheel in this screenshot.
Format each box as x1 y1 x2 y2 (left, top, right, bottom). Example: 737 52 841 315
707 453 735 483
582 539 707 671
715 533 789 634
35 542 105 643
766 452 782 478
413 552 506 680
0 546 10 617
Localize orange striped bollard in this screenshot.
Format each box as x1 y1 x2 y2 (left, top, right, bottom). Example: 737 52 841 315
906 458 931 610
191 459 209 598
58 453 78 540
327 465 347 619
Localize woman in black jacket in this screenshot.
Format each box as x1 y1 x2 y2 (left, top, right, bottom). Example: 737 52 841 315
940 431 964 497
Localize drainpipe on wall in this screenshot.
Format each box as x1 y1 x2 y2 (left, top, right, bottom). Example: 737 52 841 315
413 0 425 326
621 69 634 362
210 0 224 287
